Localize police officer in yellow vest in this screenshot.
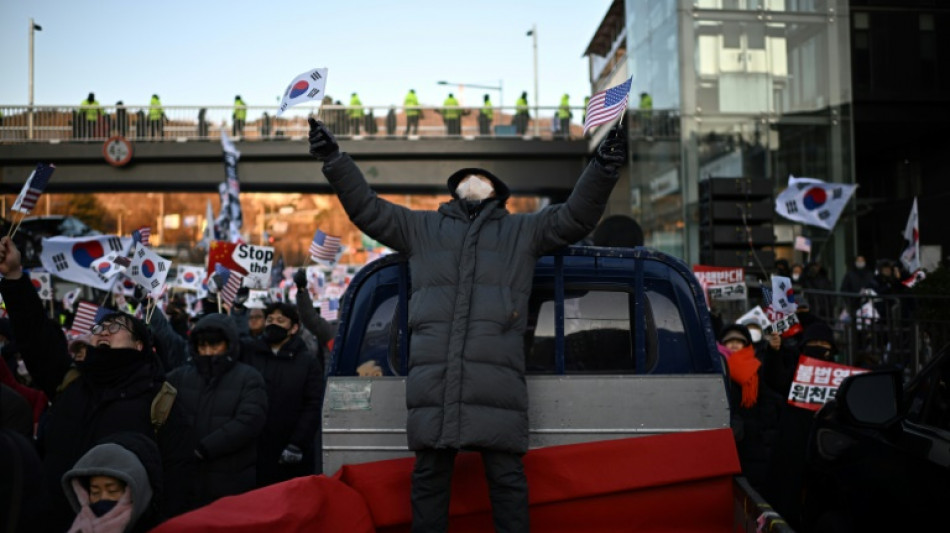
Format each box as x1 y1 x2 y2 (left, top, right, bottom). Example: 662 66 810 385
478 94 493 136
440 93 461 136
149 94 165 139
79 92 102 138
638 92 653 138
232 95 247 137
557 93 572 139
348 92 364 135
404 89 421 136
514 91 529 135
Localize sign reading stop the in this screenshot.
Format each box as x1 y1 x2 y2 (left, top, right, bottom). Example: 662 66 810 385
103 136 133 167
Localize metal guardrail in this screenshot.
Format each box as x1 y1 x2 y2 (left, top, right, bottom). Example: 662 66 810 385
0 104 678 143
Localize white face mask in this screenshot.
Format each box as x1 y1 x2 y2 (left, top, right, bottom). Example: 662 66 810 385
456 175 494 201
855 261 866 269
748 328 763 343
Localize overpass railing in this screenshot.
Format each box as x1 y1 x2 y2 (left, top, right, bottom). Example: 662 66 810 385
0 104 679 143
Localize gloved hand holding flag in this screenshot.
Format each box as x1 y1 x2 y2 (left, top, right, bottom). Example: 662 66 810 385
277 68 328 117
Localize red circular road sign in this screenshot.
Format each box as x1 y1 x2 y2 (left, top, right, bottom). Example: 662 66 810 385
103 135 133 167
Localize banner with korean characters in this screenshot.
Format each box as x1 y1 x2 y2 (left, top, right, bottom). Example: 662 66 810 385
692 265 747 301
787 355 868 411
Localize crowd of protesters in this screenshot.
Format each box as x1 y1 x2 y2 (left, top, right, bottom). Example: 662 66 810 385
0 233 335 533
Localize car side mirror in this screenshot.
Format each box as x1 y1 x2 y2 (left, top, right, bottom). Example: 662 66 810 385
837 369 902 427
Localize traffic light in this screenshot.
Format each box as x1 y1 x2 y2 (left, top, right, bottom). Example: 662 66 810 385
699 177 775 275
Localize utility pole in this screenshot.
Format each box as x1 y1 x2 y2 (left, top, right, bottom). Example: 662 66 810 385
28 18 42 140
527 24 539 137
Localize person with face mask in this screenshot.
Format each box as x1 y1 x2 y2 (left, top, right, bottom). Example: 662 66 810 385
717 324 787 498
62 431 164 533
308 115 625 533
239 302 324 485
164 314 267 514
0 236 187 532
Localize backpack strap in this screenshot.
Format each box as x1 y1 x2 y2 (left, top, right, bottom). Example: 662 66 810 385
151 381 177 432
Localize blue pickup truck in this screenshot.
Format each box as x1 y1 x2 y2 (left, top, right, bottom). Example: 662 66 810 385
319 245 793 532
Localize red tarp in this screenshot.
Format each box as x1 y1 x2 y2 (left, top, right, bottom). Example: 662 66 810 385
151 428 740 533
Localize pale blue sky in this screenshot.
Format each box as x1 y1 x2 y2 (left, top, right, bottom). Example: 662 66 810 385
1 0 613 111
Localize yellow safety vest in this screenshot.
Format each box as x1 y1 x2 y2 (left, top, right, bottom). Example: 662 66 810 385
149 97 164 120
234 99 247 120
404 92 420 117
481 99 493 120
80 99 101 121
348 96 364 118
442 96 461 119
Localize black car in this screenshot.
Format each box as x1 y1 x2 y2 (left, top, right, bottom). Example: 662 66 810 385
0 215 101 267
802 346 950 532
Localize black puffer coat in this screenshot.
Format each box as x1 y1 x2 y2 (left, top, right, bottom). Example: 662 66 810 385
321 156 618 453
165 314 267 513
240 334 323 484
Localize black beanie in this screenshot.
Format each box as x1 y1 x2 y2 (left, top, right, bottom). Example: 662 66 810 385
801 321 836 349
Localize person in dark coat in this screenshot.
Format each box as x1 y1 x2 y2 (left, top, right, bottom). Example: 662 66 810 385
718 324 787 498
61 431 165 533
0 236 187 533
240 302 324 485
308 117 625 533
165 314 267 513
839 255 873 294
766 321 838 530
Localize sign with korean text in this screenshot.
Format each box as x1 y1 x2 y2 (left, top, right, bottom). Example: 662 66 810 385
692 265 746 301
787 355 868 411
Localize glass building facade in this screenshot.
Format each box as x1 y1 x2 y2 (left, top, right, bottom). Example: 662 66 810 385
618 0 854 277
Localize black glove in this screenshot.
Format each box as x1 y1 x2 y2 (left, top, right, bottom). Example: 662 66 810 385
293 268 308 291
308 118 340 162
594 124 627 173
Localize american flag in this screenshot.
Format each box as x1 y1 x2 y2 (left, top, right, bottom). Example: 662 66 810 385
309 229 342 263
319 298 340 321
583 77 633 135
70 302 112 336
214 264 244 307
12 163 56 214
132 226 151 247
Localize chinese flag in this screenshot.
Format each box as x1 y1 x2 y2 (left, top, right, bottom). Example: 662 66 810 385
206 241 247 282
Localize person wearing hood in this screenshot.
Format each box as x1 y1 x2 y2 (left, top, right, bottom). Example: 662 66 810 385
766 320 839 529
164 314 267 513
239 302 324 485
0 236 186 532
62 431 165 533
307 116 625 533
718 324 786 498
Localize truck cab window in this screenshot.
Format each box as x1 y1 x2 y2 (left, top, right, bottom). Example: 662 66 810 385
526 288 647 374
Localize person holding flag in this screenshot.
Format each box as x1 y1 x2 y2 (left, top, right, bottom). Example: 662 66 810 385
307 110 627 532
0 235 188 533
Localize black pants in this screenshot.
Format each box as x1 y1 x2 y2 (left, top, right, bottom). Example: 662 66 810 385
406 115 419 135
411 448 529 533
444 118 460 136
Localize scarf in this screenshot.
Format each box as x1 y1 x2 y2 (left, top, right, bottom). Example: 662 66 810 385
67 487 134 533
726 345 760 408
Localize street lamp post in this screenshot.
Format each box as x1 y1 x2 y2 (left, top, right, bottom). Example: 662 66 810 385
436 80 503 109
526 24 539 137
28 18 42 140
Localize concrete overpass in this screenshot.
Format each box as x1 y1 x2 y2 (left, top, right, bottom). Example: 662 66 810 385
0 137 593 200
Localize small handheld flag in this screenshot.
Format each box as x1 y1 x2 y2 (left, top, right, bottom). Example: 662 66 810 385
214 264 245 307
132 226 151 248
309 229 342 264
277 68 328 117
12 163 55 215
583 77 633 135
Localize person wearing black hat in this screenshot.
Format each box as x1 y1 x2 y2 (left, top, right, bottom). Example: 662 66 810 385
307 117 626 533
